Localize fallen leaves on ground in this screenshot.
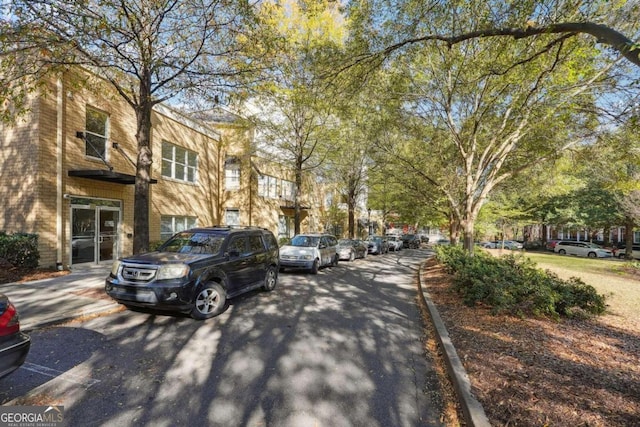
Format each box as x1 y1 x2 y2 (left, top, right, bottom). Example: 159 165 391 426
421 258 640 427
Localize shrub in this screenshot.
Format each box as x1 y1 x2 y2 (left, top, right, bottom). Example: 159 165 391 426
434 245 606 318
0 231 40 269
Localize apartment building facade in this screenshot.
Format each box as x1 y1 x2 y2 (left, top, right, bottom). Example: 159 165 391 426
0 69 319 269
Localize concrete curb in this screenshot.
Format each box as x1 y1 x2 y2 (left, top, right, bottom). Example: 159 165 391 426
418 262 492 427
20 303 122 333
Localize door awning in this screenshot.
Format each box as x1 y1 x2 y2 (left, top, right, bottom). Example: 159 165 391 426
68 170 158 185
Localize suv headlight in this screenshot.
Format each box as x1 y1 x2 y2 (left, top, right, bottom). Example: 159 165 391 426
110 260 121 276
157 264 190 280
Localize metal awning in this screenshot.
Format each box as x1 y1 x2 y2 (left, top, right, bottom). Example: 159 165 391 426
68 170 157 185
280 205 310 210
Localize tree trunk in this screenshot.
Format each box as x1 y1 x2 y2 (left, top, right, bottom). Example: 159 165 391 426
347 194 355 238
294 157 303 235
133 88 153 254
625 216 635 260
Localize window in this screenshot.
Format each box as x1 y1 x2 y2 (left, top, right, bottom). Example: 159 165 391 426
225 157 241 190
85 108 108 159
278 215 291 238
227 236 248 256
162 141 198 183
225 209 240 226
281 180 295 200
160 216 197 241
248 235 264 254
258 175 294 199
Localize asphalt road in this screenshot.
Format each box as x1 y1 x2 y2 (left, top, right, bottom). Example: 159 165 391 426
1 249 445 427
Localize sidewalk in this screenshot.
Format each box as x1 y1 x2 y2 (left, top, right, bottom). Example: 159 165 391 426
0 265 120 332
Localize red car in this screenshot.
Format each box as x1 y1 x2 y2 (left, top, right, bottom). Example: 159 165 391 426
545 240 560 251
0 293 31 379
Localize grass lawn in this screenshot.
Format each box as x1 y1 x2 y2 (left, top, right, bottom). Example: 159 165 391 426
520 251 640 332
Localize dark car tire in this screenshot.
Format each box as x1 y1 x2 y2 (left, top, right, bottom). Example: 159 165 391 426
262 266 277 291
191 282 226 320
349 251 355 262
588 252 597 258
558 249 566 255
310 259 319 274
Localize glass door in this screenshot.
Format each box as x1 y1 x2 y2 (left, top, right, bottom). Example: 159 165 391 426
99 208 119 262
72 207 97 264
71 198 121 266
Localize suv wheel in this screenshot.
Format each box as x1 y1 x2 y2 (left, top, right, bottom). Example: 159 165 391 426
558 249 566 255
263 267 277 291
587 252 597 258
310 259 319 274
191 282 226 320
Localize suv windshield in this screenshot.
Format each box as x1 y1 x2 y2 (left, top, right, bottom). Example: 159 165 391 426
159 232 225 254
290 235 319 247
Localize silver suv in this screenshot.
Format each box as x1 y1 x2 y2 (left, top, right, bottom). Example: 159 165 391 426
279 233 339 274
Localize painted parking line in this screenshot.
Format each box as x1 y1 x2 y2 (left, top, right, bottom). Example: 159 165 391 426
21 362 101 387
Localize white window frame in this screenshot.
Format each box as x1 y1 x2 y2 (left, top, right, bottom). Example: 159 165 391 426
160 215 197 241
225 209 240 226
162 141 198 183
85 107 109 160
225 160 241 190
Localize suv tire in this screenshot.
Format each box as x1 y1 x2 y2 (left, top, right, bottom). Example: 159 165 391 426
310 259 319 274
191 282 226 320
558 249 566 255
263 267 277 291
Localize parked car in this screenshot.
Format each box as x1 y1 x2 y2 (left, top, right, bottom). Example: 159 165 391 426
553 241 613 258
279 233 339 274
545 240 560 251
386 235 403 251
0 293 31 379
482 240 523 250
615 245 640 260
402 234 420 249
106 226 280 320
366 236 389 254
337 239 368 261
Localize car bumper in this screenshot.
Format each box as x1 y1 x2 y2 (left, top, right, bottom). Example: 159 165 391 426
105 276 195 312
279 258 315 269
0 332 31 379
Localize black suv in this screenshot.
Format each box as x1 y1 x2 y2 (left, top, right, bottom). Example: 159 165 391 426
402 234 420 249
105 226 279 320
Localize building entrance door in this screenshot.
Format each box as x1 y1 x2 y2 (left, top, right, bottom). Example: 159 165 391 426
71 198 121 266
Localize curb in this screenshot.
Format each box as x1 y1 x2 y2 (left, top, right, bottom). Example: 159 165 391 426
418 262 492 427
21 303 122 333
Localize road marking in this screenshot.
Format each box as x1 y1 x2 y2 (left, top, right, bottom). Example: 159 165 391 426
22 362 101 387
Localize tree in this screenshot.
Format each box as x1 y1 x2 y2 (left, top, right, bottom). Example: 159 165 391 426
242 0 346 235
2 0 262 253
345 1 618 253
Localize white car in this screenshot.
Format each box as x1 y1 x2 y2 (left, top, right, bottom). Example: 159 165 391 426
615 245 640 260
554 241 613 258
481 240 523 250
279 234 339 274
386 235 403 251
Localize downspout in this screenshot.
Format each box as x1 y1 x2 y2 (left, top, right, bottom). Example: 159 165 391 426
56 77 64 269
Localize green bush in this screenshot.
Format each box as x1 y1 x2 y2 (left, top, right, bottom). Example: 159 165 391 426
0 231 40 269
434 245 606 318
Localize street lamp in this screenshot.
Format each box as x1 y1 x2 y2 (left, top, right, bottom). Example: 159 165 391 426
368 208 372 236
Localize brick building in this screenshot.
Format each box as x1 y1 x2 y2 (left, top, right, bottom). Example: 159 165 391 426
0 69 319 269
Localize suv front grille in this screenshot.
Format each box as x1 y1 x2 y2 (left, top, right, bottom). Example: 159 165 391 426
120 264 158 283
